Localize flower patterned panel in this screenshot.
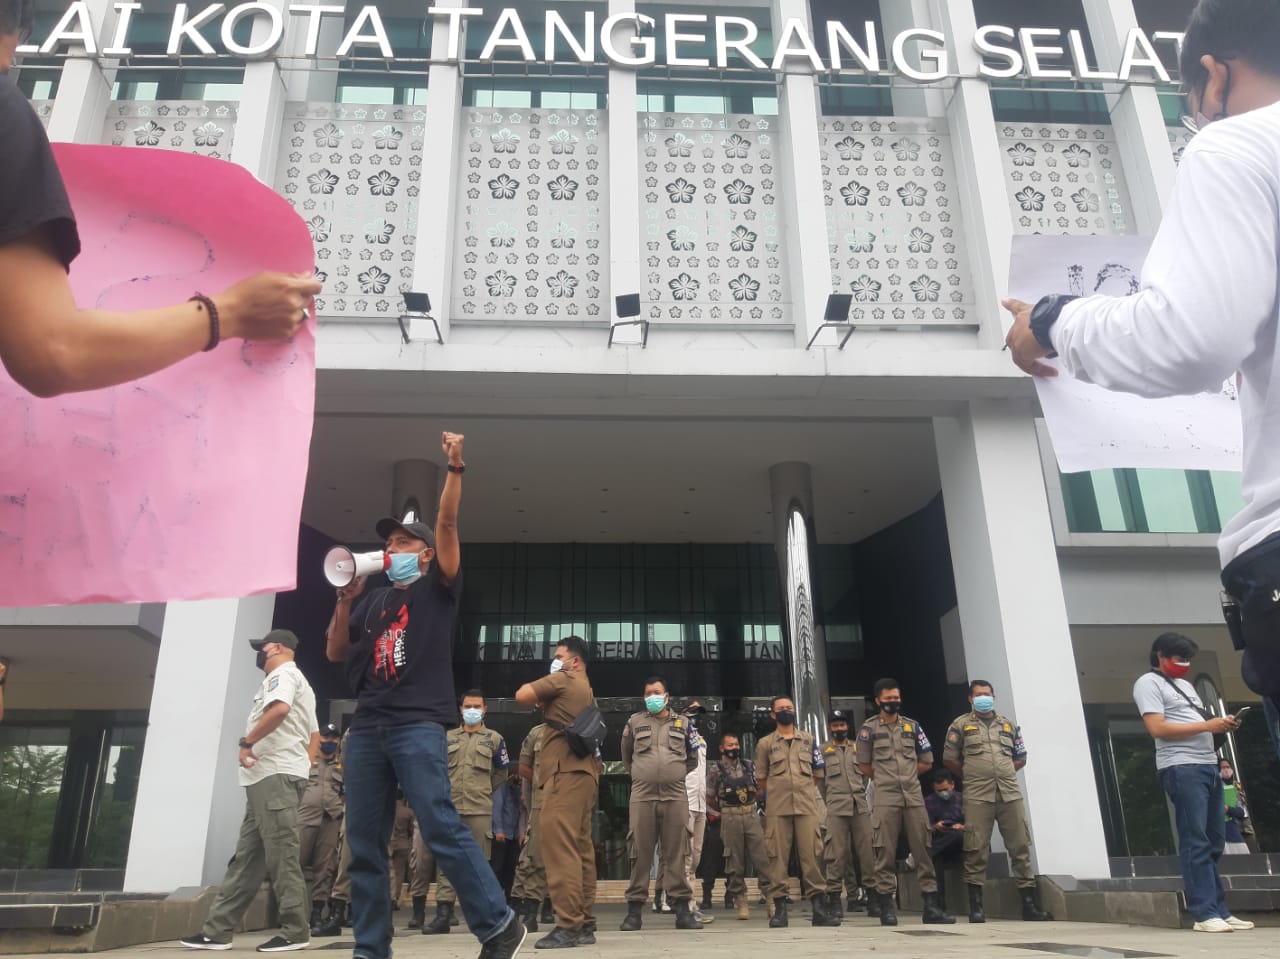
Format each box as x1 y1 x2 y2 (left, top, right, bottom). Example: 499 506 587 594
998 124 1134 236
1168 125 1193 165
102 101 238 160
820 116 975 327
29 99 53 129
639 114 789 325
274 103 423 319
453 109 608 321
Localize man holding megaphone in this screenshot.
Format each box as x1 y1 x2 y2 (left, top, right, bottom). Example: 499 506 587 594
325 433 527 959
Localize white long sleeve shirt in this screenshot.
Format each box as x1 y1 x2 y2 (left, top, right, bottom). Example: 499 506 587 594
1051 101 1280 567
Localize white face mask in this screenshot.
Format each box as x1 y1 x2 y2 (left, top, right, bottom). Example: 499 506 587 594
550 658 564 674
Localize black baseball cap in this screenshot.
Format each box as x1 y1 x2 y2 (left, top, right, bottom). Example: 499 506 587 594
829 709 850 723
249 629 299 651
375 517 436 548
320 723 340 738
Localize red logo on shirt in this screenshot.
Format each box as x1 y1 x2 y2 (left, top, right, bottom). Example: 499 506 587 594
374 604 409 682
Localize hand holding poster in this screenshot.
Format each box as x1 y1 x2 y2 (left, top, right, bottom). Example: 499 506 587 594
0 145 316 607
1008 235 1243 474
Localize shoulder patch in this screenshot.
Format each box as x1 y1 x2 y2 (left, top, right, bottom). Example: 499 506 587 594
859 727 870 741
947 731 960 743
267 676 280 691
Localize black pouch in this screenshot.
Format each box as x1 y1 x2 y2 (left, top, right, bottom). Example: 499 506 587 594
1221 531 1280 696
548 702 608 759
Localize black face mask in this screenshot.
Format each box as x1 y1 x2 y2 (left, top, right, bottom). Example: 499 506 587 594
775 709 797 727
832 729 849 742
879 701 901 715
722 749 740 760
255 650 268 671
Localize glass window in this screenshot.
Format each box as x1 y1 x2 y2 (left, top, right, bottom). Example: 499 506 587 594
0 727 70 869
82 726 146 869
1133 469 1198 533
1210 472 1245 527
1061 469 1245 534
110 11 246 101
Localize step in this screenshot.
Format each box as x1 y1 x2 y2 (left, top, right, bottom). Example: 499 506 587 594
0 870 124 894
1109 854 1278 878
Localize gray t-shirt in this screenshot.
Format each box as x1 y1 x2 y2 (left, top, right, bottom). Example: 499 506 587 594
1132 672 1216 770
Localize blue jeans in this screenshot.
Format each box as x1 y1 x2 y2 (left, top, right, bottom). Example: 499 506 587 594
1157 763 1228 921
344 722 513 959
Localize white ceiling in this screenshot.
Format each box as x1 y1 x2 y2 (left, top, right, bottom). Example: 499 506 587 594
302 414 943 545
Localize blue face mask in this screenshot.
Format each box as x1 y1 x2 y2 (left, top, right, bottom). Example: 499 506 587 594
320 741 338 756
387 551 422 585
973 695 995 714
462 707 484 727
645 694 667 715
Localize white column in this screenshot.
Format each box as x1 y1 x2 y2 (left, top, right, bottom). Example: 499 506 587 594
45 0 119 143
1080 0 1177 230
606 0 642 333
928 0 1010 350
124 595 276 890
408 7 469 340
933 401 1109 879
283 4 348 103
878 0 947 118
770 0 833 348
229 1 292 179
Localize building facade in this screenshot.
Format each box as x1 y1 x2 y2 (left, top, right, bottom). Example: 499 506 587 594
3 0 1275 890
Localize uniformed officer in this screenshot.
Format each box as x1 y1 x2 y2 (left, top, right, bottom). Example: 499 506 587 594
420 688 511 934
406 824 437 929
819 709 874 919
942 679 1053 924
511 723 551 932
705 731 774 921
619 677 701 932
300 722 345 932
390 794 415 913
756 695 840 929
855 678 953 926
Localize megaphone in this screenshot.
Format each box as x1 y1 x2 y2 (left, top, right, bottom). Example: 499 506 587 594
323 546 389 587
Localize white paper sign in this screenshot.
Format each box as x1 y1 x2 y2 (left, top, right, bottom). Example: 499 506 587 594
1009 235 1243 474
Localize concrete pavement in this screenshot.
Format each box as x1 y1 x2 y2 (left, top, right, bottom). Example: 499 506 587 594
21 903 1280 959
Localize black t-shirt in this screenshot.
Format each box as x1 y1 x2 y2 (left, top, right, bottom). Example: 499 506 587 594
345 563 462 729
0 76 80 268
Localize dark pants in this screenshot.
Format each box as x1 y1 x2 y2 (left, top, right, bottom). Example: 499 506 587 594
1158 763 1228 922
344 722 513 959
492 838 520 899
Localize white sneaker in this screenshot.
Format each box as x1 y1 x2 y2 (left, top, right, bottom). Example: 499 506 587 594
1224 916 1255 930
1192 918 1234 933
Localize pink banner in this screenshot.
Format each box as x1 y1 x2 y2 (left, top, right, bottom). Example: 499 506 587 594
0 145 316 606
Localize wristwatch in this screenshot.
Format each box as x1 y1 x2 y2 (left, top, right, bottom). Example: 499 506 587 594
239 738 254 749
1028 294 1079 355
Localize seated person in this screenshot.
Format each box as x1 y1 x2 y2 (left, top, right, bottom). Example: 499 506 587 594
923 769 965 896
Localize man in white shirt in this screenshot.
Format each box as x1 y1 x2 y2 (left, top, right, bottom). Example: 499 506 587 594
1133 633 1246 933
181 630 319 953
1004 0 1280 744
681 703 713 924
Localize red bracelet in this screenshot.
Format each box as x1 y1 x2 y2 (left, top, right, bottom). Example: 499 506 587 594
189 294 220 351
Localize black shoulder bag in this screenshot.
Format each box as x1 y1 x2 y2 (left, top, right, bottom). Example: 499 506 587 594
547 701 608 759
1158 673 1227 752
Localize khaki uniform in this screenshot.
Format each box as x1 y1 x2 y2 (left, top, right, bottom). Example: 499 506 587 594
706 758 773 900
755 730 825 901
415 725 510 905
299 752 344 901
942 712 1036 888
390 799 415 904
528 668 600 930
622 709 698 904
331 829 351 903
512 724 548 902
855 714 936 895
819 738 873 898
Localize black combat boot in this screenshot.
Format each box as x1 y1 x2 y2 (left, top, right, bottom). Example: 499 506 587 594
340 900 352 927
1020 887 1053 921
922 891 956 924
967 884 986 924
850 887 869 913
700 888 713 911
768 897 789 928
540 897 555 924
831 891 845 920
810 893 841 927
724 889 734 910
423 901 453 935
619 901 643 931
878 891 898 927
311 900 342 938
309 901 324 929
408 895 427 930
520 898 539 933
674 898 701 930
865 889 881 918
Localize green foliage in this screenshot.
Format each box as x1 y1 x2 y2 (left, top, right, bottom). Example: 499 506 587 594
0 745 66 869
